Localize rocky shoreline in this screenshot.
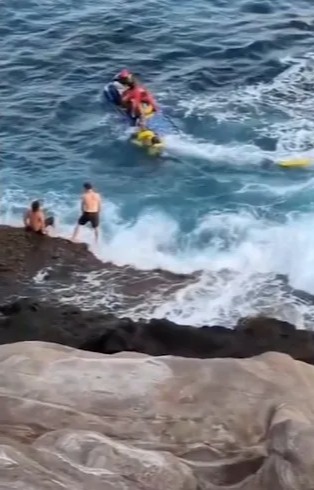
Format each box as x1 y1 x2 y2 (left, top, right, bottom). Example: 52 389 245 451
0 225 199 315
1 225 314 364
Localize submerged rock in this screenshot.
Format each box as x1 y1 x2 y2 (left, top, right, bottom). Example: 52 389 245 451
0 342 314 489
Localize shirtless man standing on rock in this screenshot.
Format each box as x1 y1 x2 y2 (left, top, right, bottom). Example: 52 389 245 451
71 182 101 243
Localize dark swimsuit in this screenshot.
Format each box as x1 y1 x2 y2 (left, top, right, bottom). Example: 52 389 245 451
78 212 99 228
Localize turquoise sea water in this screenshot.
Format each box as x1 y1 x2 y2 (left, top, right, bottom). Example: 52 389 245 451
2 0 314 326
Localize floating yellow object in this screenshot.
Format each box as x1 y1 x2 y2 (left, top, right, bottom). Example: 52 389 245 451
135 129 155 144
278 157 312 168
131 128 164 156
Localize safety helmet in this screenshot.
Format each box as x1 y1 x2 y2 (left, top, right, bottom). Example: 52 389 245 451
117 69 132 81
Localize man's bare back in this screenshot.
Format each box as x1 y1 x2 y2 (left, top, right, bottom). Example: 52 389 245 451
82 189 101 213
25 209 45 232
72 183 102 243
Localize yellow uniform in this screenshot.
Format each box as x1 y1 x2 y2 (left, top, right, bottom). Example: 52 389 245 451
132 129 164 155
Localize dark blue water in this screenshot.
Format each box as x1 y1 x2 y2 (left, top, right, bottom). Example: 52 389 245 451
2 0 314 326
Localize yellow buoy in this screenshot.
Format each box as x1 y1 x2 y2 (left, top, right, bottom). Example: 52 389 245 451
278 157 312 168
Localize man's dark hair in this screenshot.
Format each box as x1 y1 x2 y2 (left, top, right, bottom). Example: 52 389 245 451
83 182 92 190
152 136 161 144
31 200 40 212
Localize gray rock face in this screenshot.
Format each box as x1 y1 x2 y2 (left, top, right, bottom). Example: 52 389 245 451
0 342 314 489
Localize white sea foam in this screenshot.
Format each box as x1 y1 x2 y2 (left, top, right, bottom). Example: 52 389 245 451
175 52 314 161
163 134 266 166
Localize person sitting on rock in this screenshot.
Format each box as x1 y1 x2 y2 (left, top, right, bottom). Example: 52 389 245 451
23 200 54 235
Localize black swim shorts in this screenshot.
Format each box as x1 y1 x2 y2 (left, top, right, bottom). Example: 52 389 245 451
78 212 99 228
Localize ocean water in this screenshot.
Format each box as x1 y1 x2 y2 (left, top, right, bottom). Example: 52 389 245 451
2 0 314 327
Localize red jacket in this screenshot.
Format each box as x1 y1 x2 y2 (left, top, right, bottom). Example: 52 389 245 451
122 86 157 111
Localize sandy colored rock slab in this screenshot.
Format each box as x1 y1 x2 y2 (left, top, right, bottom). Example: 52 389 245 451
1 342 314 489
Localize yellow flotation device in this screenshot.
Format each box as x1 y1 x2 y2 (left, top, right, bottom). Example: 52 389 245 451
278 157 312 168
131 128 164 155
136 129 155 144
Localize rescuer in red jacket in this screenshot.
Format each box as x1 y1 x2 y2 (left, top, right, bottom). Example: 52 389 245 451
115 70 158 121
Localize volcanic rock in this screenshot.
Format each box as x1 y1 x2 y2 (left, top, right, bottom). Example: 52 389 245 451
1 298 314 364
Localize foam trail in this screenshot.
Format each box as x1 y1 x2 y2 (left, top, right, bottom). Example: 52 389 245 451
175 52 314 163
164 134 266 166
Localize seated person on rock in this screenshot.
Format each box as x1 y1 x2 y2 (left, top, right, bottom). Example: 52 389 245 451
114 70 158 122
23 200 54 235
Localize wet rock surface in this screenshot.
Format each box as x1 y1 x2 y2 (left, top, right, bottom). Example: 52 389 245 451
0 225 101 280
1 297 314 364
0 225 198 314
